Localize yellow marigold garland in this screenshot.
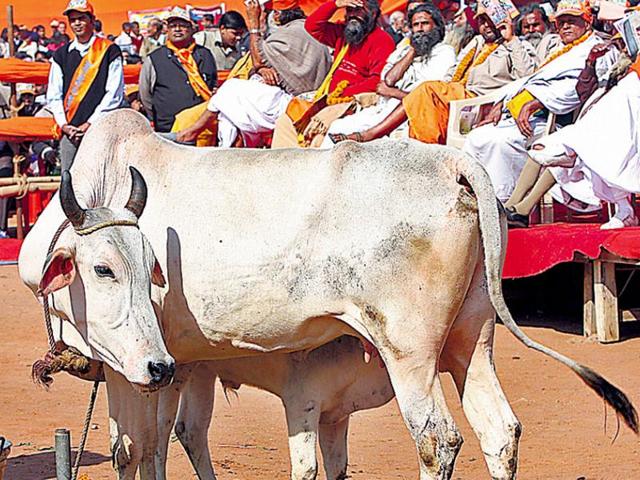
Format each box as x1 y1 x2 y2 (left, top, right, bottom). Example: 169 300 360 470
537 32 591 70
326 80 354 105
451 43 499 86
450 45 477 83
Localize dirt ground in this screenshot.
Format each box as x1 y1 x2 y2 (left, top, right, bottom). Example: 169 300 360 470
1 264 639 480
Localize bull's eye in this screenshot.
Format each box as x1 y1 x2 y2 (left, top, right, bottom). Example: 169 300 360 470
94 265 115 279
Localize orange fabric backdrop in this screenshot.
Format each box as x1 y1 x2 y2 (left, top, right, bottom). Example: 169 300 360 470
0 116 56 141
0 0 406 37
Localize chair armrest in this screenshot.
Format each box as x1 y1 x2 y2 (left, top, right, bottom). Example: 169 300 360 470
446 90 506 149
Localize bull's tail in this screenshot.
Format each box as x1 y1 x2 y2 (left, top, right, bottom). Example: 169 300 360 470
457 154 639 434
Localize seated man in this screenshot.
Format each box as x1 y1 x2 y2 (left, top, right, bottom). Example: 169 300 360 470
518 3 562 64
462 0 615 202
505 52 640 229
271 0 396 148
332 6 536 145
324 2 456 145
177 0 332 146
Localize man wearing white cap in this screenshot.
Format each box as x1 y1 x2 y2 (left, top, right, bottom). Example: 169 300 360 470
462 0 616 203
139 6 217 133
46 0 124 171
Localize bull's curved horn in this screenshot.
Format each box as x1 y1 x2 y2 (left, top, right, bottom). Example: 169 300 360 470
59 170 86 228
124 166 147 219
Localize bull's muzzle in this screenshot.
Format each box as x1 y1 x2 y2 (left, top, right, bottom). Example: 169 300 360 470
148 360 175 388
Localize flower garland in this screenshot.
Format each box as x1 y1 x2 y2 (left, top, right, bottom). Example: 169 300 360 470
451 43 499 86
327 80 354 105
450 45 477 83
538 32 591 70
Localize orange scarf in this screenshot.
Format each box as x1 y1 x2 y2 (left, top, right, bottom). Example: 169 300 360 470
63 36 111 125
630 56 640 78
451 42 499 87
166 41 212 100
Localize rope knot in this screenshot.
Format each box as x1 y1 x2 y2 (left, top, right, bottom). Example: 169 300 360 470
31 341 104 389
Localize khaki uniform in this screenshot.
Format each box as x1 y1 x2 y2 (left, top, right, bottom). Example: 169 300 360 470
194 29 242 70
445 35 537 96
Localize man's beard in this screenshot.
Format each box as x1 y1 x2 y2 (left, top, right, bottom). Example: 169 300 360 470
345 16 375 46
522 31 543 47
411 30 441 58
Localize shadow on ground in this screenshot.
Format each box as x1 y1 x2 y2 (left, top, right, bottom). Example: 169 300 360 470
5 450 110 480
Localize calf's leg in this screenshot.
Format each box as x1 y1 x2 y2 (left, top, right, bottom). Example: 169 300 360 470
174 362 218 480
318 417 350 480
155 364 194 480
105 365 159 480
284 396 321 480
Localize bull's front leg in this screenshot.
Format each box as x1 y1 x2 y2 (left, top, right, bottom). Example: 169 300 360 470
105 365 160 480
284 395 321 480
318 417 350 480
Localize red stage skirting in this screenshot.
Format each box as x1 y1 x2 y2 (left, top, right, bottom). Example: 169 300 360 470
0 239 21 264
2 223 640 275
503 223 640 278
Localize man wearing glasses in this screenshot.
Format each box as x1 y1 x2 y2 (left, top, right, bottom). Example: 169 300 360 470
139 6 217 133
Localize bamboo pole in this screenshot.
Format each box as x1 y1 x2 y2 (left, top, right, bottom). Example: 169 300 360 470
0 182 59 198
0 176 60 186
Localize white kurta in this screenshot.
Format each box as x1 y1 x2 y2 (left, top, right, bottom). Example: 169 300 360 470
321 41 457 147
463 33 613 201
548 72 640 206
207 76 292 147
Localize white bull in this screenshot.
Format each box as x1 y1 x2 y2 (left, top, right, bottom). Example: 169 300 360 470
19 110 637 480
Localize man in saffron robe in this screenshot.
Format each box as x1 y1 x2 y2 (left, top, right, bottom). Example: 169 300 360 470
47 0 124 171
331 4 535 145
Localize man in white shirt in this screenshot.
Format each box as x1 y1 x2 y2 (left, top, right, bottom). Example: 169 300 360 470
47 0 124 171
115 22 135 55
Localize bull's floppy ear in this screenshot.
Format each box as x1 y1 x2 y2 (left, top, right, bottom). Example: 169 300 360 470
38 247 76 297
152 259 166 288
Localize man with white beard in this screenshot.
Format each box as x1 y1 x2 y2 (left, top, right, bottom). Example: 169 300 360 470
518 3 562 63
324 2 456 145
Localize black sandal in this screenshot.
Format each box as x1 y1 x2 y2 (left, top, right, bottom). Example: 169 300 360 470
329 132 364 144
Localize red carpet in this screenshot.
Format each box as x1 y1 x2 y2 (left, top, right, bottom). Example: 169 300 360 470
2 223 640 276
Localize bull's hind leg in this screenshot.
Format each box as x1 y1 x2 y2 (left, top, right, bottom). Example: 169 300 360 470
441 259 521 480
385 351 462 480
358 223 482 478
359 288 470 476
318 417 350 480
